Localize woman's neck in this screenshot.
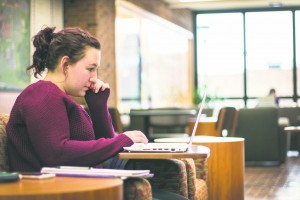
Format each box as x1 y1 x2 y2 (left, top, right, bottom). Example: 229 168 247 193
44 72 66 93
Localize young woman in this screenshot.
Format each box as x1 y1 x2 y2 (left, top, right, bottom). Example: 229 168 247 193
6 26 188 200
6 26 148 172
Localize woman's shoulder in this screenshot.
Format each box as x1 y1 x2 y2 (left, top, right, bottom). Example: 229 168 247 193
28 80 59 91
16 80 67 106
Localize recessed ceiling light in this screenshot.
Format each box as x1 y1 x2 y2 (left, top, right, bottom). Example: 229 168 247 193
269 2 283 7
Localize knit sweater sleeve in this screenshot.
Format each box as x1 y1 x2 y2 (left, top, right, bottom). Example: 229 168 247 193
84 89 116 139
19 84 133 167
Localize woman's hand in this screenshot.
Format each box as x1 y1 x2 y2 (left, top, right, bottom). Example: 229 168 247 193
123 131 148 144
89 77 110 93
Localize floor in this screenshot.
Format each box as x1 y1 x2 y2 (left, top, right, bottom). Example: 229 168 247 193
245 153 300 200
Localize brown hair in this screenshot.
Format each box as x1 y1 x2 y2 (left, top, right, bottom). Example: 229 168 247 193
27 26 101 78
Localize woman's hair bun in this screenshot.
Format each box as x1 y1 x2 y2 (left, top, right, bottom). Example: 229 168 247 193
32 26 56 48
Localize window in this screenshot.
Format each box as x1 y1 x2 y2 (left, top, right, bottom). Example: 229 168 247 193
196 9 299 107
196 13 244 98
116 2 193 113
296 11 300 97
246 11 293 97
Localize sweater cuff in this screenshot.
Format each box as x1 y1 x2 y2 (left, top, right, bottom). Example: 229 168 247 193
117 133 134 147
85 88 110 108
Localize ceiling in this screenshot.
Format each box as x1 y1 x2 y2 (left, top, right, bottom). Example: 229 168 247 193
163 0 300 11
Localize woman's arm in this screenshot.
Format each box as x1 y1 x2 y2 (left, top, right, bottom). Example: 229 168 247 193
22 86 133 167
85 89 116 139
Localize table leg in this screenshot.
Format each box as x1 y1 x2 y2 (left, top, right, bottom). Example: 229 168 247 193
286 131 291 153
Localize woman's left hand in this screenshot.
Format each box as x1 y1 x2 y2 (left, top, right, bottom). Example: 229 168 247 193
89 77 110 93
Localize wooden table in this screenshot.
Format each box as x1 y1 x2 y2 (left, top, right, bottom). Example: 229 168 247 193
188 117 218 136
155 136 245 200
0 176 123 200
119 145 210 159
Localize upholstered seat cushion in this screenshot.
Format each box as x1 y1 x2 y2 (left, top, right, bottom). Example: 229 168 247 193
0 113 9 171
124 177 152 200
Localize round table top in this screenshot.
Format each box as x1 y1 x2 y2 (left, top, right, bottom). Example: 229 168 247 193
154 136 245 143
284 126 300 132
0 176 123 199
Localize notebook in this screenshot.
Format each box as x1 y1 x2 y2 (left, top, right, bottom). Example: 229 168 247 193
41 166 152 178
123 91 206 153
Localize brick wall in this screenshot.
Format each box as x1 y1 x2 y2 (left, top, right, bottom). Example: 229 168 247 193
64 0 117 106
64 0 193 107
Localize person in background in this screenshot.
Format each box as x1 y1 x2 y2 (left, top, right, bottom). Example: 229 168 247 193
269 88 280 106
6 26 187 200
256 88 279 107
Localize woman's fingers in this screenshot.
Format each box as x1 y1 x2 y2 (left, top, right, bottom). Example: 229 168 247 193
89 78 110 93
123 131 148 144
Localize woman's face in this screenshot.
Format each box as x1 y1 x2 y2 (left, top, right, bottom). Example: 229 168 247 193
64 47 101 97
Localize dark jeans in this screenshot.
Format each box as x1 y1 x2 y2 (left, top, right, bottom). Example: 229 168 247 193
102 156 188 200
152 189 189 200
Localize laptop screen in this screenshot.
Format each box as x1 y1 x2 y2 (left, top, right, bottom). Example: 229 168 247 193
188 91 206 148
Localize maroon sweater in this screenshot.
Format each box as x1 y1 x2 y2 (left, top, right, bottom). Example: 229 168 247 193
6 80 133 172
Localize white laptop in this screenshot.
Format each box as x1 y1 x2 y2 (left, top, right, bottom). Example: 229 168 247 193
123 91 206 153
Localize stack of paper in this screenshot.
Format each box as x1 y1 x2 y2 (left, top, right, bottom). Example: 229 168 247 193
41 166 152 178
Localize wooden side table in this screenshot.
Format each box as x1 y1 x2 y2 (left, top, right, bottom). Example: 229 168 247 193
0 176 123 200
155 136 245 200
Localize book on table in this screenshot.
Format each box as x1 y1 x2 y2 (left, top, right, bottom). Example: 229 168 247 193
41 166 152 178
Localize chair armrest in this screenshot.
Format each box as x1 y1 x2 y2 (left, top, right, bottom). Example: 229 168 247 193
181 158 208 200
193 157 208 181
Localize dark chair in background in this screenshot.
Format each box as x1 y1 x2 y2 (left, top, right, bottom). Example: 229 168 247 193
108 107 123 134
235 107 287 166
202 108 214 117
148 112 194 140
129 108 196 140
215 107 239 137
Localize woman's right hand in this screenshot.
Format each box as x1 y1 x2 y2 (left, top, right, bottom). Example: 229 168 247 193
123 131 148 144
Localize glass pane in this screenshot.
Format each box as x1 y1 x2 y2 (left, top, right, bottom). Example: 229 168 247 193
214 99 245 110
116 8 140 101
140 19 191 108
296 11 300 96
246 11 293 97
116 5 192 112
196 13 244 98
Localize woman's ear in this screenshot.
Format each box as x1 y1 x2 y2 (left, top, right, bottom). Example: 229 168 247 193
59 56 70 76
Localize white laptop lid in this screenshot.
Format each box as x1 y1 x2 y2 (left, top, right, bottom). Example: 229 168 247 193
187 91 206 148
